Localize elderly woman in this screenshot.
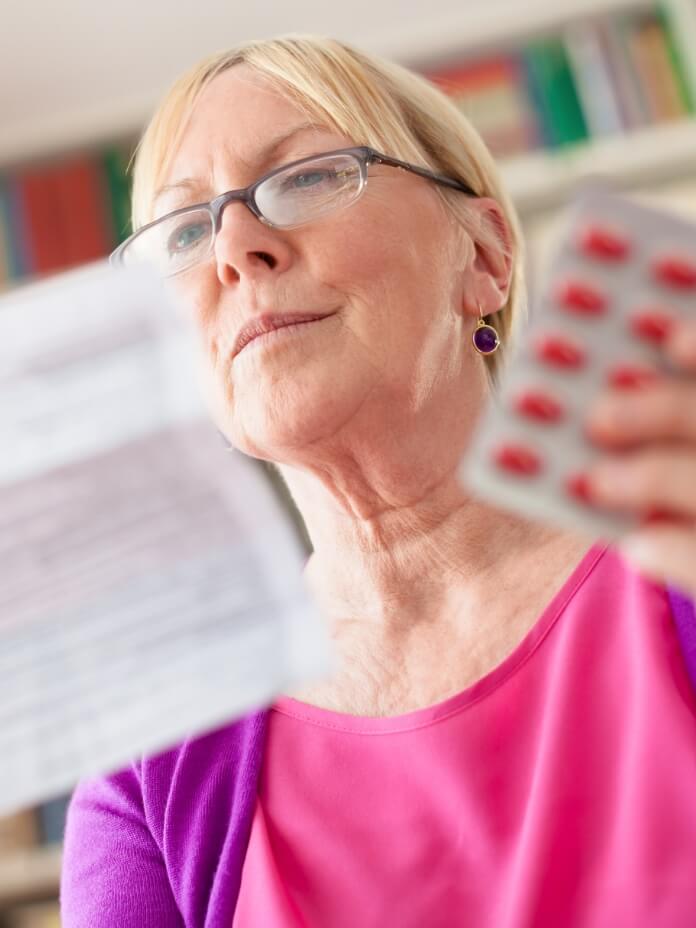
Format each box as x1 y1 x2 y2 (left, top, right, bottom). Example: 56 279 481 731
61 35 696 927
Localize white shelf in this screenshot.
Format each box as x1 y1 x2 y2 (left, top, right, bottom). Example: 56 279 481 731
501 119 696 214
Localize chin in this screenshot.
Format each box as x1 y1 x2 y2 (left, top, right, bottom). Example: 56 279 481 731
222 391 355 463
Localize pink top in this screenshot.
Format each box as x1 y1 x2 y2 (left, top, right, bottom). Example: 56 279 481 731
232 543 696 927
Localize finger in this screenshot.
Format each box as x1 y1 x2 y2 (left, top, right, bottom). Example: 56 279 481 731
585 378 696 445
616 523 696 600
664 317 696 371
588 447 696 519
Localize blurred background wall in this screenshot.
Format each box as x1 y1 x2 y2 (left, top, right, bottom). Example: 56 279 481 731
1 0 695 924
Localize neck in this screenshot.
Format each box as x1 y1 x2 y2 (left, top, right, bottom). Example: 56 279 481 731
277 459 579 646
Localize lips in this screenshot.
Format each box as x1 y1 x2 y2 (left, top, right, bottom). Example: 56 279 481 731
232 311 334 358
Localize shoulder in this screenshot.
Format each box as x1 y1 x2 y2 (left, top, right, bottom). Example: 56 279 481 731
62 709 270 927
138 708 270 836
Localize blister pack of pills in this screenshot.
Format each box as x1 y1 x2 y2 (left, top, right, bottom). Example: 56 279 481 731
460 184 696 542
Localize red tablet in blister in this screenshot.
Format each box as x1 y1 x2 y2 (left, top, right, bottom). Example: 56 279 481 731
512 389 566 424
577 225 632 262
652 255 696 290
493 443 543 477
555 279 609 317
606 364 661 390
534 334 587 370
564 473 597 505
629 309 676 345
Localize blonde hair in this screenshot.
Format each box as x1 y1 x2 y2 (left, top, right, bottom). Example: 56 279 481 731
129 34 527 386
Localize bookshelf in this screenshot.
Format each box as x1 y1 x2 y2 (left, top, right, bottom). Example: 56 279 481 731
1 0 696 922
1 0 695 300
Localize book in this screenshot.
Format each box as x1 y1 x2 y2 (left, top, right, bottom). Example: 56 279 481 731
54 155 113 268
521 37 589 148
428 55 541 156
13 166 68 275
600 15 653 129
625 12 690 121
103 145 134 246
562 19 625 137
655 2 695 114
0 183 10 289
0 179 30 279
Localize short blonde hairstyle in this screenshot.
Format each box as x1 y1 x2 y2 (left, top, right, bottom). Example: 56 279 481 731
129 34 527 387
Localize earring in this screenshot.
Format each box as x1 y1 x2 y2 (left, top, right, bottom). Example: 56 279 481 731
472 302 501 355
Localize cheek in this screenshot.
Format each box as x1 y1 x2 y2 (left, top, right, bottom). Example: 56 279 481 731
324 227 450 349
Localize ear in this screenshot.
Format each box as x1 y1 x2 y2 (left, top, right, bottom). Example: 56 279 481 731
463 198 514 318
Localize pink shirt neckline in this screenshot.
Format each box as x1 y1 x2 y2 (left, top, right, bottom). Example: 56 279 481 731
273 540 610 735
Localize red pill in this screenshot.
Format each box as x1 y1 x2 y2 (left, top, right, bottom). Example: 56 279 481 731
512 389 565 424
555 279 608 316
606 364 660 389
629 309 675 345
652 255 696 290
492 443 543 476
641 505 691 526
535 334 587 369
565 472 596 505
577 225 631 262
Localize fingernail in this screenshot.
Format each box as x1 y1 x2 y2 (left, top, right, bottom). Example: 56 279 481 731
672 326 696 362
591 462 628 494
587 400 622 432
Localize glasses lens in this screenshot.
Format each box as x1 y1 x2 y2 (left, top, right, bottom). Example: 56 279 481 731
255 153 363 228
121 208 214 278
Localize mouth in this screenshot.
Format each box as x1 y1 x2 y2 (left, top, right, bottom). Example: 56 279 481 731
232 311 335 359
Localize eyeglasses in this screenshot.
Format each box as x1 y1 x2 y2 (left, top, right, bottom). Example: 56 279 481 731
109 145 480 279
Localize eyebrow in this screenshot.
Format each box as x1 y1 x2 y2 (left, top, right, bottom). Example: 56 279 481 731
153 121 325 205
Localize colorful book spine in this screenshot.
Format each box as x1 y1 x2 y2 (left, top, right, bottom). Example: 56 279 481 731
655 2 695 114
1 178 31 278
624 12 689 121
0 182 10 288
54 155 113 267
521 37 589 148
562 19 625 137
600 15 653 129
0 139 138 288
14 165 68 274
429 54 542 156
103 145 133 245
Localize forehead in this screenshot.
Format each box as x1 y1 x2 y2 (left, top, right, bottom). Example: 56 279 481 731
158 66 343 206
186 65 312 148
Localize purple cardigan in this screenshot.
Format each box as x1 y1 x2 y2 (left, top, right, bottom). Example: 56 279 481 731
60 585 696 928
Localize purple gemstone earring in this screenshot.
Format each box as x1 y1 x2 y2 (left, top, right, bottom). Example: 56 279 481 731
472 302 501 355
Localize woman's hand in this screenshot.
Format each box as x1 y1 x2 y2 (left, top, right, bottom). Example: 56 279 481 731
585 317 696 599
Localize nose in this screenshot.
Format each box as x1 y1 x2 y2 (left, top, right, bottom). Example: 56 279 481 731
213 197 294 286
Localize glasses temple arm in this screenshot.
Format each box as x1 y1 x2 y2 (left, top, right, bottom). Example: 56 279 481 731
367 150 479 198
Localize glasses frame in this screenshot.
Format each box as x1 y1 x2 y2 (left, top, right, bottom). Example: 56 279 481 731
109 145 480 276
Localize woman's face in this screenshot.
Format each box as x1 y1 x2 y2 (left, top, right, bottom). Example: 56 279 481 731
158 65 495 464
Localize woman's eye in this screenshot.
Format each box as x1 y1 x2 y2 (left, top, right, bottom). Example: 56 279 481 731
287 169 333 190
168 222 207 253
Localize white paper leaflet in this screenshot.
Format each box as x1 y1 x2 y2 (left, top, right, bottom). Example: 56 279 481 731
0 260 334 815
